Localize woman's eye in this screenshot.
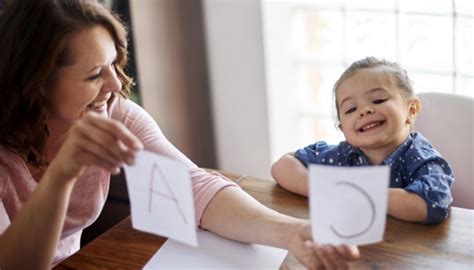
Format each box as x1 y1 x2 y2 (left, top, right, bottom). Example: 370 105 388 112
87 73 101 81
345 107 356 114
373 98 387 104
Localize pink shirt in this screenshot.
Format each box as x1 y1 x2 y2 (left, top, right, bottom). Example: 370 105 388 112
0 98 237 265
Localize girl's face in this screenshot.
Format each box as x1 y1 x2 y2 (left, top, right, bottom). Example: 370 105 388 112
336 68 419 155
46 25 121 128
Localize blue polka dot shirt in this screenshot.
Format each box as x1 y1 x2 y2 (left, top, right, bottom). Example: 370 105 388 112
294 132 454 224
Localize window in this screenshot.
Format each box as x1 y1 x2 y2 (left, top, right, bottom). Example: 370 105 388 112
262 0 473 161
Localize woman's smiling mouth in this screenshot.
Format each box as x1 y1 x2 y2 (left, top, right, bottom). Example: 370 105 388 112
87 100 108 111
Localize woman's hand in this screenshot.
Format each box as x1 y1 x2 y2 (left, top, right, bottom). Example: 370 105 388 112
306 242 360 270
49 112 143 182
287 221 360 269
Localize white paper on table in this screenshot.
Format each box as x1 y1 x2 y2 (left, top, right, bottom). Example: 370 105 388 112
309 164 389 246
144 230 288 270
124 150 197 247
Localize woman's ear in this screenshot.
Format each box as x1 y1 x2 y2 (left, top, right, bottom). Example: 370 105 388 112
406 97 421 124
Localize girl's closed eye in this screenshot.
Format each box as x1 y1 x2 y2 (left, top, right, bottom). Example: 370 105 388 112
372 98 388 104
345 107 357 114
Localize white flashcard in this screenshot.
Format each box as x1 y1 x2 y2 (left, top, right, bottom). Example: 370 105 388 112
124 150 197 246
144 230 288 269
309 165 389 245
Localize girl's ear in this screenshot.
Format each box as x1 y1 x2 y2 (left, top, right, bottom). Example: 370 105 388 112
406 97 421 124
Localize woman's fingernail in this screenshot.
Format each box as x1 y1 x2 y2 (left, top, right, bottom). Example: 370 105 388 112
134 141 144 150
112 167 120 174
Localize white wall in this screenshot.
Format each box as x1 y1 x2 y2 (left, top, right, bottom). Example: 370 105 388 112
129 0 189 148
129 0 217 167
202 0 272 178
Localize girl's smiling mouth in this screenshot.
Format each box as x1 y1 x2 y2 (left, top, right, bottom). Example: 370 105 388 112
358 120 385 132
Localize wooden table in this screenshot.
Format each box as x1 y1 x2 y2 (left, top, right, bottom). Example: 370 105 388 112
56 172 474 269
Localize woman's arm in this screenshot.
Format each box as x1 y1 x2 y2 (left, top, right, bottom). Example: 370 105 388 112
271 153 309 196
0 113 142 269
200 186 303 249
387 188 427 222
118 101 359 268
200 186 360 269
0 168 75 269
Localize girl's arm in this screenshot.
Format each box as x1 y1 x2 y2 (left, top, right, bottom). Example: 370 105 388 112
200 186 360 269
387 188 427 222
272 152 429 222
271 153 309 196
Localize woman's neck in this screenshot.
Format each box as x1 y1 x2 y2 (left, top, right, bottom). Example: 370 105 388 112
43 119 72 162
26 119 71 182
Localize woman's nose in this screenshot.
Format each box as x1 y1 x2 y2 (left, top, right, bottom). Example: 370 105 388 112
104 67 122 93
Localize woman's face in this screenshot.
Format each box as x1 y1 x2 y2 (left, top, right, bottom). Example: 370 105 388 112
46 25 121 128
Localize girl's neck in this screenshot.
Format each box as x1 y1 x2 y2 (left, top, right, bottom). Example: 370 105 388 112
360 149 391 165
359 135 409 165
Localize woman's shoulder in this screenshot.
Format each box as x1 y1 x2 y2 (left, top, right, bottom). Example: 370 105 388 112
0 148 6 186
0 146 23 195
0 146 22 171
109 97 155 128
109 97 144 119
108 96 168 149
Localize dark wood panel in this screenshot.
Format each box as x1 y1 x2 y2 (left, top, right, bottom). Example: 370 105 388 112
81 171 130 246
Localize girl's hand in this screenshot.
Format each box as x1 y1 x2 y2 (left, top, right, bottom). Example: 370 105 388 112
49 112 143 182
287 221 360 269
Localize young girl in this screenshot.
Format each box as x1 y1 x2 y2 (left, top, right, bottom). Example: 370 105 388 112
272 57 453 224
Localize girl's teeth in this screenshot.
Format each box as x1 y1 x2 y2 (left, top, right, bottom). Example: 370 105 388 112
362 121 381 131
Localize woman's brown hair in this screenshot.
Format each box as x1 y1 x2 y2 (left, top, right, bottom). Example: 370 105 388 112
0 0 132 166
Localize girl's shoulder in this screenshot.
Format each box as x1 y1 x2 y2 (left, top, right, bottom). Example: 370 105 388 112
303 140 352 152
408 132 443 158
402 133 452 174
295 140 355 165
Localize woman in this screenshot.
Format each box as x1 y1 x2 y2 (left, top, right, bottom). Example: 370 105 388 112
0 1 358 269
